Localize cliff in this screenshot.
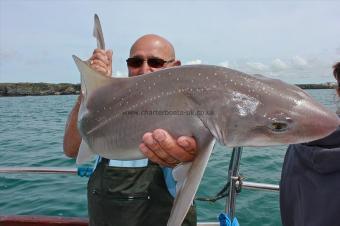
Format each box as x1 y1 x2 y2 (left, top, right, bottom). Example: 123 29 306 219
0 82 337 97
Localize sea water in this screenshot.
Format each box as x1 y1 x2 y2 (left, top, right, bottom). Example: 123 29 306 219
0 89 337 225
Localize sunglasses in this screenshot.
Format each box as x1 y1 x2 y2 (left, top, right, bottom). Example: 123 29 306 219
126 57 174 68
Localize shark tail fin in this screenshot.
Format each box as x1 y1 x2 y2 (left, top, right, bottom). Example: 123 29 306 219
93 14 105 50
72 55 112 165
72 55 112 99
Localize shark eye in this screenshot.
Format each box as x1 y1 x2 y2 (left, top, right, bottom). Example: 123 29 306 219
270 122 288 132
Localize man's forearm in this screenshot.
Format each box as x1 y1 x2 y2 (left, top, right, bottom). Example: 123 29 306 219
63 95 82 158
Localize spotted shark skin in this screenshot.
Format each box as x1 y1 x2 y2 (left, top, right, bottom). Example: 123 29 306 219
73 15 340 226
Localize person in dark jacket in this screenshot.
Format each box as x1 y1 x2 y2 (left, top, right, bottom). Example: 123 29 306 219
280 62 340 226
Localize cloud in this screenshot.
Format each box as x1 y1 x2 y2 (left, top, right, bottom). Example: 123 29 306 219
184 59 202 65
292 55 308 67
0 49 18 61
336 47 340 55
219 61 229 68
114 70 128 77
246 62 269 71
271 58 288 71
205 55 336 84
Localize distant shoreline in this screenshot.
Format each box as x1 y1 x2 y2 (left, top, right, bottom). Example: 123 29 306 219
0 82 337 97
0 83 80 97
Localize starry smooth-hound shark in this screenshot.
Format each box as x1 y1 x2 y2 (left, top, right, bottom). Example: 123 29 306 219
73 15 340 226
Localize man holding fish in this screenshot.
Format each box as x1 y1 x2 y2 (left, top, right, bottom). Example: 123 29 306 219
65 14 339 226
64 34 198 226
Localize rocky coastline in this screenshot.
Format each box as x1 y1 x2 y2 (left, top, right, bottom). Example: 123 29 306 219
0 83 80 96
0 82 337 97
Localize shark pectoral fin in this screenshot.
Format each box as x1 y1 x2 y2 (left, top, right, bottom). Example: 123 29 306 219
72 55 112 99
200 116 228 146
167 138 216 226
189 92 229 146
76 140 95 164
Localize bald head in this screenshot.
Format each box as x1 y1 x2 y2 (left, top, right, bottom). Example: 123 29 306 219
128 34 180 76
130 34 176 59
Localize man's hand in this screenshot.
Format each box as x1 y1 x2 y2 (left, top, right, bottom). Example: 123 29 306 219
139 129 197 167
88 48 113 76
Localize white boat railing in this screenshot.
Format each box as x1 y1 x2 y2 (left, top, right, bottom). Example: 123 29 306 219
0 167 78 174
239 180 279 191
0 147 280 225
0 168 280 192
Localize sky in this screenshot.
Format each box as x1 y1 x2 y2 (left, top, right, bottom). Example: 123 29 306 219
0 0 339 84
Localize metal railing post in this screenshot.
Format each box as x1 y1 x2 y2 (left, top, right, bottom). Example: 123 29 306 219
225 146 243 219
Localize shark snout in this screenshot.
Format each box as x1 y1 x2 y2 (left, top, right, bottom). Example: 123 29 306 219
317 111 339 135
296 100 339 140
